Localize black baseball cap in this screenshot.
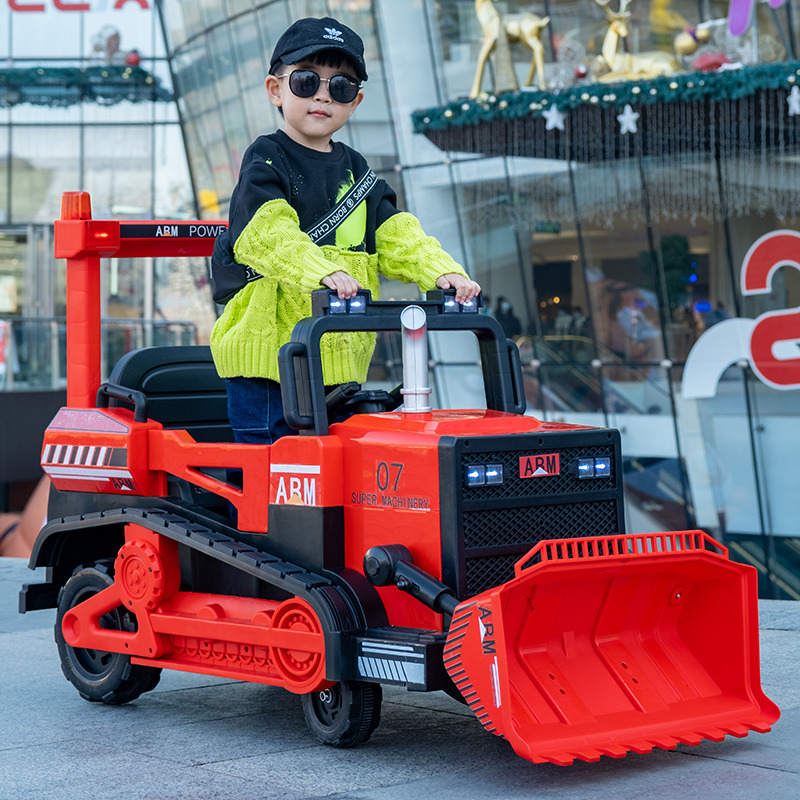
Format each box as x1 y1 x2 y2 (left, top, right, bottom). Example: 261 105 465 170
270 17 368 82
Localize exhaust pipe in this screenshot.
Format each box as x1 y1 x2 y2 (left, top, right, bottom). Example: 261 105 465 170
399 305 432 413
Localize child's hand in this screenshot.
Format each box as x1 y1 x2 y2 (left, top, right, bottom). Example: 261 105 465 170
436 273 481 303
322 271 362 299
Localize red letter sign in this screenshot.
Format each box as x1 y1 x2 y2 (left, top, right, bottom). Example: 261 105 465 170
519 453 560 478
8 0 46 11
53 0 91 9
741 230 800 389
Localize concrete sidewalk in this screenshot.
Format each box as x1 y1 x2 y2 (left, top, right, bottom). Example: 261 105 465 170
1 556 798 800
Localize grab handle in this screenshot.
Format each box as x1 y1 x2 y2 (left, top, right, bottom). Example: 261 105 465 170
95 383 149 423
278 341 315 431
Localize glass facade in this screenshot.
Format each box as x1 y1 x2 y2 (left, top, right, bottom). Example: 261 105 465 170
0 2 215 397
159 0 800 598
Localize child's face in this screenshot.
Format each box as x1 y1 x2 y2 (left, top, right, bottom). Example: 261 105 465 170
266 60 364 152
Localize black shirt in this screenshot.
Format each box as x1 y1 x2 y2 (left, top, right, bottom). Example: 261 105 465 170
228 130 398 254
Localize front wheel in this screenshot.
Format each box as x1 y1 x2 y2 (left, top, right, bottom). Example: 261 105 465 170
301 681 382 747
55 564 162 705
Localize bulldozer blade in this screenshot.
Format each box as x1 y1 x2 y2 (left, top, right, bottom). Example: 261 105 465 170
444 531 779 766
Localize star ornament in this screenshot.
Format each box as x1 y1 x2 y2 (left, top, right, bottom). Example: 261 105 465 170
788 85 800 116
542 105 566 131
617 103 640 134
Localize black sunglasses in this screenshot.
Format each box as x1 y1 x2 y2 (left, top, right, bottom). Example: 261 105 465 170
278 69 361 104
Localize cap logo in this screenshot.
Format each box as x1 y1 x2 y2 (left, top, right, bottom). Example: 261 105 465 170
323 27 344 43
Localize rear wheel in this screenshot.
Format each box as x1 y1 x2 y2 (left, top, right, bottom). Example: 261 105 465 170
301 681 382 747
55 564 162 705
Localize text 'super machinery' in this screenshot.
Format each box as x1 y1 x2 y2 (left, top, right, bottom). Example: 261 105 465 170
19 193 779 765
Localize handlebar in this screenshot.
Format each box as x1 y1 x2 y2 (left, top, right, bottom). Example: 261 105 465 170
278 289 526 436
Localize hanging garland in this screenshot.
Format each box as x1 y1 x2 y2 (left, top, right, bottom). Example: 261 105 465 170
412 61 800 134
0 65 173 108
412 60 800 228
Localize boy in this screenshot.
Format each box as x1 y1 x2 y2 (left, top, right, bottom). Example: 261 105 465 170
210 17 480 444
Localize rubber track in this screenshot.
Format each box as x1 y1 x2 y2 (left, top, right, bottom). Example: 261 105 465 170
39 507 365 663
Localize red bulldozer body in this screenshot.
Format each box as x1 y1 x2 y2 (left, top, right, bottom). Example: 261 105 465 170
19 192 779 762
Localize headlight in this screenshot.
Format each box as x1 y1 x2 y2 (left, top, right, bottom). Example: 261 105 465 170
329 296 347 314
465 465 486 487
349 296 366 313
326 290 368 314
594 457 611 477
443 297 459 313
576 457 612 479
485 464 504 485
465 463 504 487
442 296 478 313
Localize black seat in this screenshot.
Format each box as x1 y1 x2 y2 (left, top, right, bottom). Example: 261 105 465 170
107 346 233 443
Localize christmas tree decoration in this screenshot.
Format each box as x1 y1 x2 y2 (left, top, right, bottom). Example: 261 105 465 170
543 105 566 131
693 53 732 72
0 65 171 108
674 26 712 57
787 84 800 116
674 18 784 73
650 0 689 36
617 103 640 133
471 1 550 97
591 0 678 82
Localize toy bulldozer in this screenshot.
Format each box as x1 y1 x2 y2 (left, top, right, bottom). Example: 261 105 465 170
19 193 779 765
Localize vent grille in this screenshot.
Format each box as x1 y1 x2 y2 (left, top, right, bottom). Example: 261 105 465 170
461 445 615 499
465 553 521 597
450 435 622 601
463 500 618 550
463 504 617 596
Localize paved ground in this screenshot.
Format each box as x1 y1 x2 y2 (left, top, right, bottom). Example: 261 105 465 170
1 556 798 800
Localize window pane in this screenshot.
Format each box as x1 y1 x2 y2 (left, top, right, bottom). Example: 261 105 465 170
162 0 189 51
0 126 8 223
154 124 194 218
84 126 154 218
11 126 80 223
10 11 81 59
0 232 26 315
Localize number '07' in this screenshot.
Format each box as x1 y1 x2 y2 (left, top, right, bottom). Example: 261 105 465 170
377 462 403 492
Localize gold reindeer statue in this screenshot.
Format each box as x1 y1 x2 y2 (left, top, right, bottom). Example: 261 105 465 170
592 0 677 81
470 0 550 98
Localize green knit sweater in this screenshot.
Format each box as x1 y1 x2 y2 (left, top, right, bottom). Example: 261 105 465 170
210 201 467 384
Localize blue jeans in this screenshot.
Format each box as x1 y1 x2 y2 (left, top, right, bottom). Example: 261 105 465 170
226 376 298 445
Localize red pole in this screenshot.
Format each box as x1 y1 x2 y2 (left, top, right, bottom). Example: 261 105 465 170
61 192 102 409
55 191 220 408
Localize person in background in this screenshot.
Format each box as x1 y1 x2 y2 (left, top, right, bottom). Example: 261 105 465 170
609 285 659 360
554 307 572 335
704 300 731 328
571 305 588 335
494 296 522 338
